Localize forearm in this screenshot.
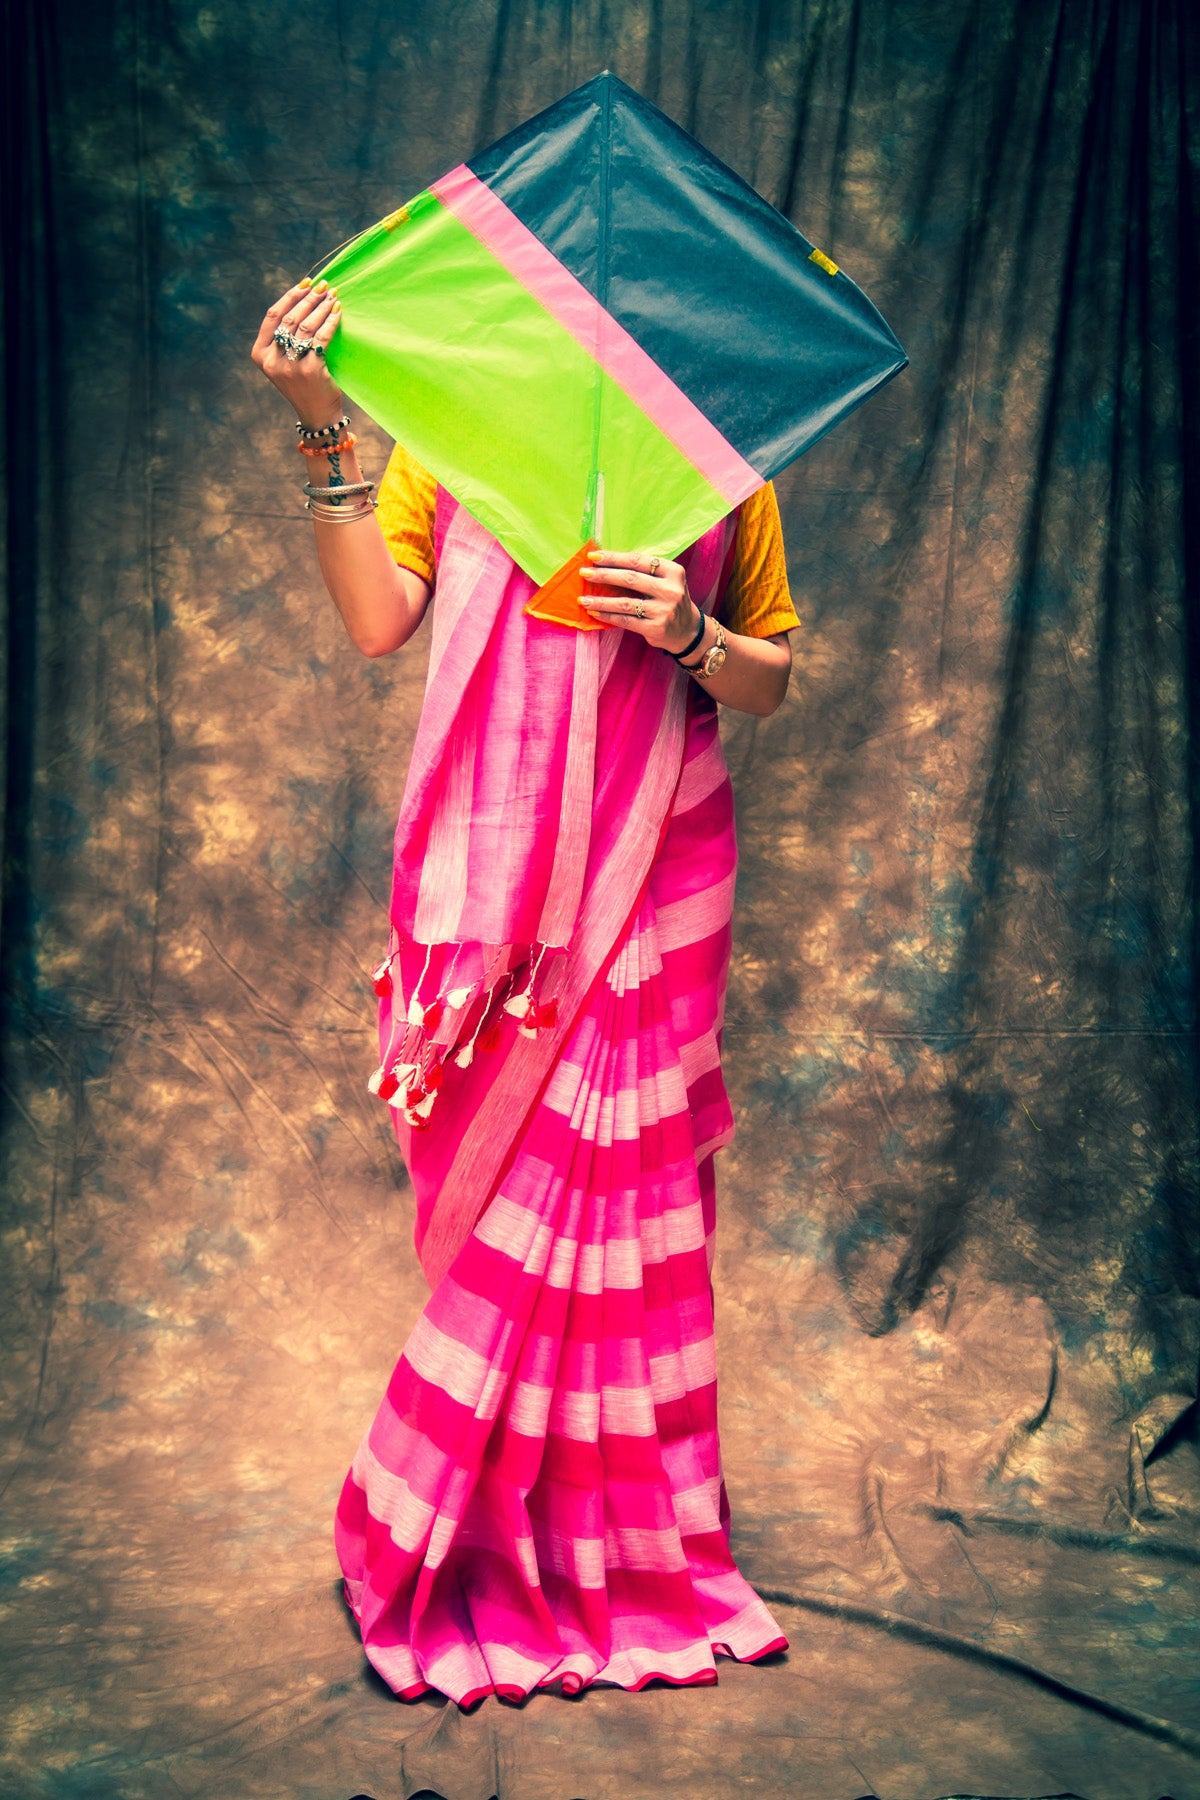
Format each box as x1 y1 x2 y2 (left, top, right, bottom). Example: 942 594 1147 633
253 279 430 658
687 618 791 715
301 432 431 657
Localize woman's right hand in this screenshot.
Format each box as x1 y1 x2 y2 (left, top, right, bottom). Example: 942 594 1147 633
250 279 346 429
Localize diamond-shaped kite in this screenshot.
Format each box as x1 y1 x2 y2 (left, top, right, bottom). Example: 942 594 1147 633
316 71 906 614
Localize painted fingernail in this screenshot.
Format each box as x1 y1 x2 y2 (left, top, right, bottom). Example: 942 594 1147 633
313 279 327 293
299 278 312 289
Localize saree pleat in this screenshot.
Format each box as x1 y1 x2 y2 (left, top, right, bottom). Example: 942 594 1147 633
336 702 787 1702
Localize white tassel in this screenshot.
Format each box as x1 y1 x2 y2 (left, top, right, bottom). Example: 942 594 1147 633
446 985 474 1009
367 1065 386 1096
453 1042 475 1069
407 997 426 1026
503 990 531 1017
384 1062 420 1107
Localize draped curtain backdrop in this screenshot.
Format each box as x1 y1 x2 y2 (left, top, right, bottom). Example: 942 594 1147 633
2 2 1199 1797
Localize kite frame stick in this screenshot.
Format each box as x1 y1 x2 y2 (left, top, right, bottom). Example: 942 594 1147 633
581 73 614 546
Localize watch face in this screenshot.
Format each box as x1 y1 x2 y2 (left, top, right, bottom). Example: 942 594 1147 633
704 645 727 675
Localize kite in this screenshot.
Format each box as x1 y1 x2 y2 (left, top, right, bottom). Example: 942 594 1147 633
316 71 906 623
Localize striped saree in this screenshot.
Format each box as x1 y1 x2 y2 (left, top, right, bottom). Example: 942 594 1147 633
335 491 787 1704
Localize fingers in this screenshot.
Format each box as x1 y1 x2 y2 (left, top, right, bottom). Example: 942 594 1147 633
295 289 338 342
581 566 657 592
253 279 312 357
311 297 342 345
278 279 333 339
252 277 341 370
586 549 677 578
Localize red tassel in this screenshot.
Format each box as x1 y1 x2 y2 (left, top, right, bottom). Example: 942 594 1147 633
372 969 393 997
377 1070 400 1100
424 1059 444 1092
422 998 444 1033
518 997 559 1037
476 1016 503 1053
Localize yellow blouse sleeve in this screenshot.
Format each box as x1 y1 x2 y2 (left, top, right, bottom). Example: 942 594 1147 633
718 481 800 638
376 442 438 584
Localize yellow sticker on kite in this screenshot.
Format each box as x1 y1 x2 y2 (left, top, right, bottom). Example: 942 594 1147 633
808 247 839 276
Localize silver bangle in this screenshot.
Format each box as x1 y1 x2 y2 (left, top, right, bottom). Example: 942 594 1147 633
306 499 378 523
303 480 374 500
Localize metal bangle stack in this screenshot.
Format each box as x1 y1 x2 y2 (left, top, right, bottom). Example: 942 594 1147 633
303 479 377 523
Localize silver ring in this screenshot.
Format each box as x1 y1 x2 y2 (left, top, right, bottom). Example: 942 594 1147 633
634 600 646 620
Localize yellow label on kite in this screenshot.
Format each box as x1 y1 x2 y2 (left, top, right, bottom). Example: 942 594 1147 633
808 247 839 276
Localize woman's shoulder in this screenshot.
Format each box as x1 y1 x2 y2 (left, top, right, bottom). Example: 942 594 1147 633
720 481 800 639
377 443 438 584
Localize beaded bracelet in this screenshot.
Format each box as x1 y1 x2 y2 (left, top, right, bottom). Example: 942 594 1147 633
295 414 351 442
297 433 356 457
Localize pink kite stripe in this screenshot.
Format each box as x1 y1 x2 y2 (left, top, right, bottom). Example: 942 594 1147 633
430 164 762 509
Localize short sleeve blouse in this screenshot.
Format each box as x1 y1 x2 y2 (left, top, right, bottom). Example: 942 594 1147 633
376 443 800 639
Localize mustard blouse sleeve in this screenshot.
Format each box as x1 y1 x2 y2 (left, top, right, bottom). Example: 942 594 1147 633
718 481 800 638
376 442 438 584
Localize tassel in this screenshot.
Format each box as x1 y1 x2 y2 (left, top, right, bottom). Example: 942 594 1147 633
517 997 558 1038
503 990 531 1017
367 1065 386 1096
423 1059 444 1092
446 985 474 1009
384 1063 419 1108
406 940 435 1025
422 998 444 1034
404 1089 438 1130
453 1042 475 1069
476 1015 503 1053
371 959 393 998
376 1069 400 1100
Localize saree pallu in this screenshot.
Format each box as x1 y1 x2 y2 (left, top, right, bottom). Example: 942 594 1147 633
335 497 787 1704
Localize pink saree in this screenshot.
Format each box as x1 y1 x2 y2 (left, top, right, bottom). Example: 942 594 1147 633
334 489 787 1704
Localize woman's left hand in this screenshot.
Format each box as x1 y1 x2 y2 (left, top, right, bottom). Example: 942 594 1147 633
580 550 702 654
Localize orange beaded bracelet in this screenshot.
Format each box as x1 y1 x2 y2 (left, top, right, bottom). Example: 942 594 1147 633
297 433 356 457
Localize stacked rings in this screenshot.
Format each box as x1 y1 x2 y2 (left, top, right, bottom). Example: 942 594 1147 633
272 327 324 360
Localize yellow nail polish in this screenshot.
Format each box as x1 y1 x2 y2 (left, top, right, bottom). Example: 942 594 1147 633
313 279 327 293
299 278 312 289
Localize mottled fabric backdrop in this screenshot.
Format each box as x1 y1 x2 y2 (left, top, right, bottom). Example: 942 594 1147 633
2 1 1198 1796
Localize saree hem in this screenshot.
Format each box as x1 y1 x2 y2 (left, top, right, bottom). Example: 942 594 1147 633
342 1582 790 1707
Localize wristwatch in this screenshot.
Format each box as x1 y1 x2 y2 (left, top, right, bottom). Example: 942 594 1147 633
681 617 727 681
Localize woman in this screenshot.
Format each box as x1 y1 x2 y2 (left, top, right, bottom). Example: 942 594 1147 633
252 275 797 1705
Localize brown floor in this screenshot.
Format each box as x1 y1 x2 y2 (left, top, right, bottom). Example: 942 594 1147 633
2 1018 1198 1800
